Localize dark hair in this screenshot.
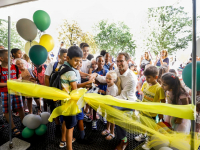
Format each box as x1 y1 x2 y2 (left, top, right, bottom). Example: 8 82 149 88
67 46 83 59
59 48 68 56
161 72 186 104
79 42 87 49
118 52 130 61
129 64 135 69
87 54 94 60
96 55 104 62
0 49 8 57
144 66 158 77
100 50 107 56
82 43 89 49
169 69 177 75
157 66 168 84
11 48 20 58
140 64 146 70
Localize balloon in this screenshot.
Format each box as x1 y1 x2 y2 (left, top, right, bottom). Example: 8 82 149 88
29 45 48 66
39 34 54 52
16 18 37 41
33 10 51 31
182 62 200 91
25 41 39 55
40 112 50 124
22 114 35 127
35 124 47 136
22 127 34 138
23 114 42 129
197 38 200 57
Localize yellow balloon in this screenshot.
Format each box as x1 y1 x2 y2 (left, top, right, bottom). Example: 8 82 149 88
39 34 54 52
24 41 39 55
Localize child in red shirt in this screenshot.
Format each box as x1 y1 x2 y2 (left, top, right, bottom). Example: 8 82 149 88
0 49 24 136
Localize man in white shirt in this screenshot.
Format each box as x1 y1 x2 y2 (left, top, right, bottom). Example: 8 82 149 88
91 52 137 149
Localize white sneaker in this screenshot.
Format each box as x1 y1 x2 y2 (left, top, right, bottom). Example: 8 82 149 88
92 120 97 130
134 134 147 142
142 141 150 150
103 117 107 124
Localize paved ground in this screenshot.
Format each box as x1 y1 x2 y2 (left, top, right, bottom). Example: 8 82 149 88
0 106 144 150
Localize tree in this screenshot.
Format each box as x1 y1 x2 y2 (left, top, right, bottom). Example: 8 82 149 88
0 19 25 50
57 20 98 54
144 6 194 55
94 20 136 57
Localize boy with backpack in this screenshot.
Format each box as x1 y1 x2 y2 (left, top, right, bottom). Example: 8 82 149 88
0 49 24 136
49 46 83 150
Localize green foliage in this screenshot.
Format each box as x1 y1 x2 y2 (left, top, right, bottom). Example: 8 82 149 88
58 20 98 54
144 6 193 55
0 19 25 50
94 20 136 57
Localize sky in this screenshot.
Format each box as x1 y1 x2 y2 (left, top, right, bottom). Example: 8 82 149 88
0 0 199 62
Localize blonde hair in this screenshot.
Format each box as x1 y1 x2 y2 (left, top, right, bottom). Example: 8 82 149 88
161 50 168 58
144 52 150 61
106 70 121 95
22 54 30 63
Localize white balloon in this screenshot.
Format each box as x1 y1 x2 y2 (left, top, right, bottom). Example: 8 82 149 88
24 114 42 129
40 112 50 124
22 114 35 127
159 147 173 150
197 38 200 57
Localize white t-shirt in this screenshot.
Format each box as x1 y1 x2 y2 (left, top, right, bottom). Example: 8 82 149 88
45 62 62 76
81 59 91 74
106 84 118 97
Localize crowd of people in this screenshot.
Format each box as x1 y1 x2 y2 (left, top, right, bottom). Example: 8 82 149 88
0 43 199 150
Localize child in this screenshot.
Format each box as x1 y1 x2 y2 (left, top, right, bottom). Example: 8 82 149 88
157 66 168 84
15 58 39 114
161 72 191 133
104 52 115 70
101 70 121 140
45 48 68 147
169 69 177 75
88 58 97 74
11 48 30 69
92 55 108 130
80 43 91 74
0 49 25 136
60 46 83 150
134 66 165 149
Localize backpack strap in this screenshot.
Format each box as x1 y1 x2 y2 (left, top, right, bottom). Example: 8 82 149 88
53 62 59 72
15 65 19 79
103 69 106 76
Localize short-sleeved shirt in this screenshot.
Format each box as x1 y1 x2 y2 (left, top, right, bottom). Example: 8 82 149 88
0 65 21 92
61 62 77 94
141 82 165 117
81 59 91 74
156 57 169 67
106 84 118 97
141 59 151 66
104 63 115 70
45 62 62 76
92 69 108 92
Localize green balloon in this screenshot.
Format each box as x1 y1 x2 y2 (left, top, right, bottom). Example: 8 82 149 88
33 10 51 31
22 127 34 138
182 62 200 91
35 124 47 136
29 45 48 66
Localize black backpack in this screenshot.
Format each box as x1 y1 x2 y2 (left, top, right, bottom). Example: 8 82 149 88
49 64 75 90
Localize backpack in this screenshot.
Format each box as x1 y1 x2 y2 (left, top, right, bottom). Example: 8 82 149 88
0 65 19 81
48 62 59 82
49 64 75 90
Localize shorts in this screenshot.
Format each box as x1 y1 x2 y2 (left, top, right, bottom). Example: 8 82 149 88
1 92 23 113
63 115 77 129
76 108 84 121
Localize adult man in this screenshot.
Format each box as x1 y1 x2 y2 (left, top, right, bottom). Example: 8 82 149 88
91 52 137 149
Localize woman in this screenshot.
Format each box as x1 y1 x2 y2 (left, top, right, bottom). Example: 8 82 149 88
15 58 41 114
155 50 169 67
140 52 152 67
